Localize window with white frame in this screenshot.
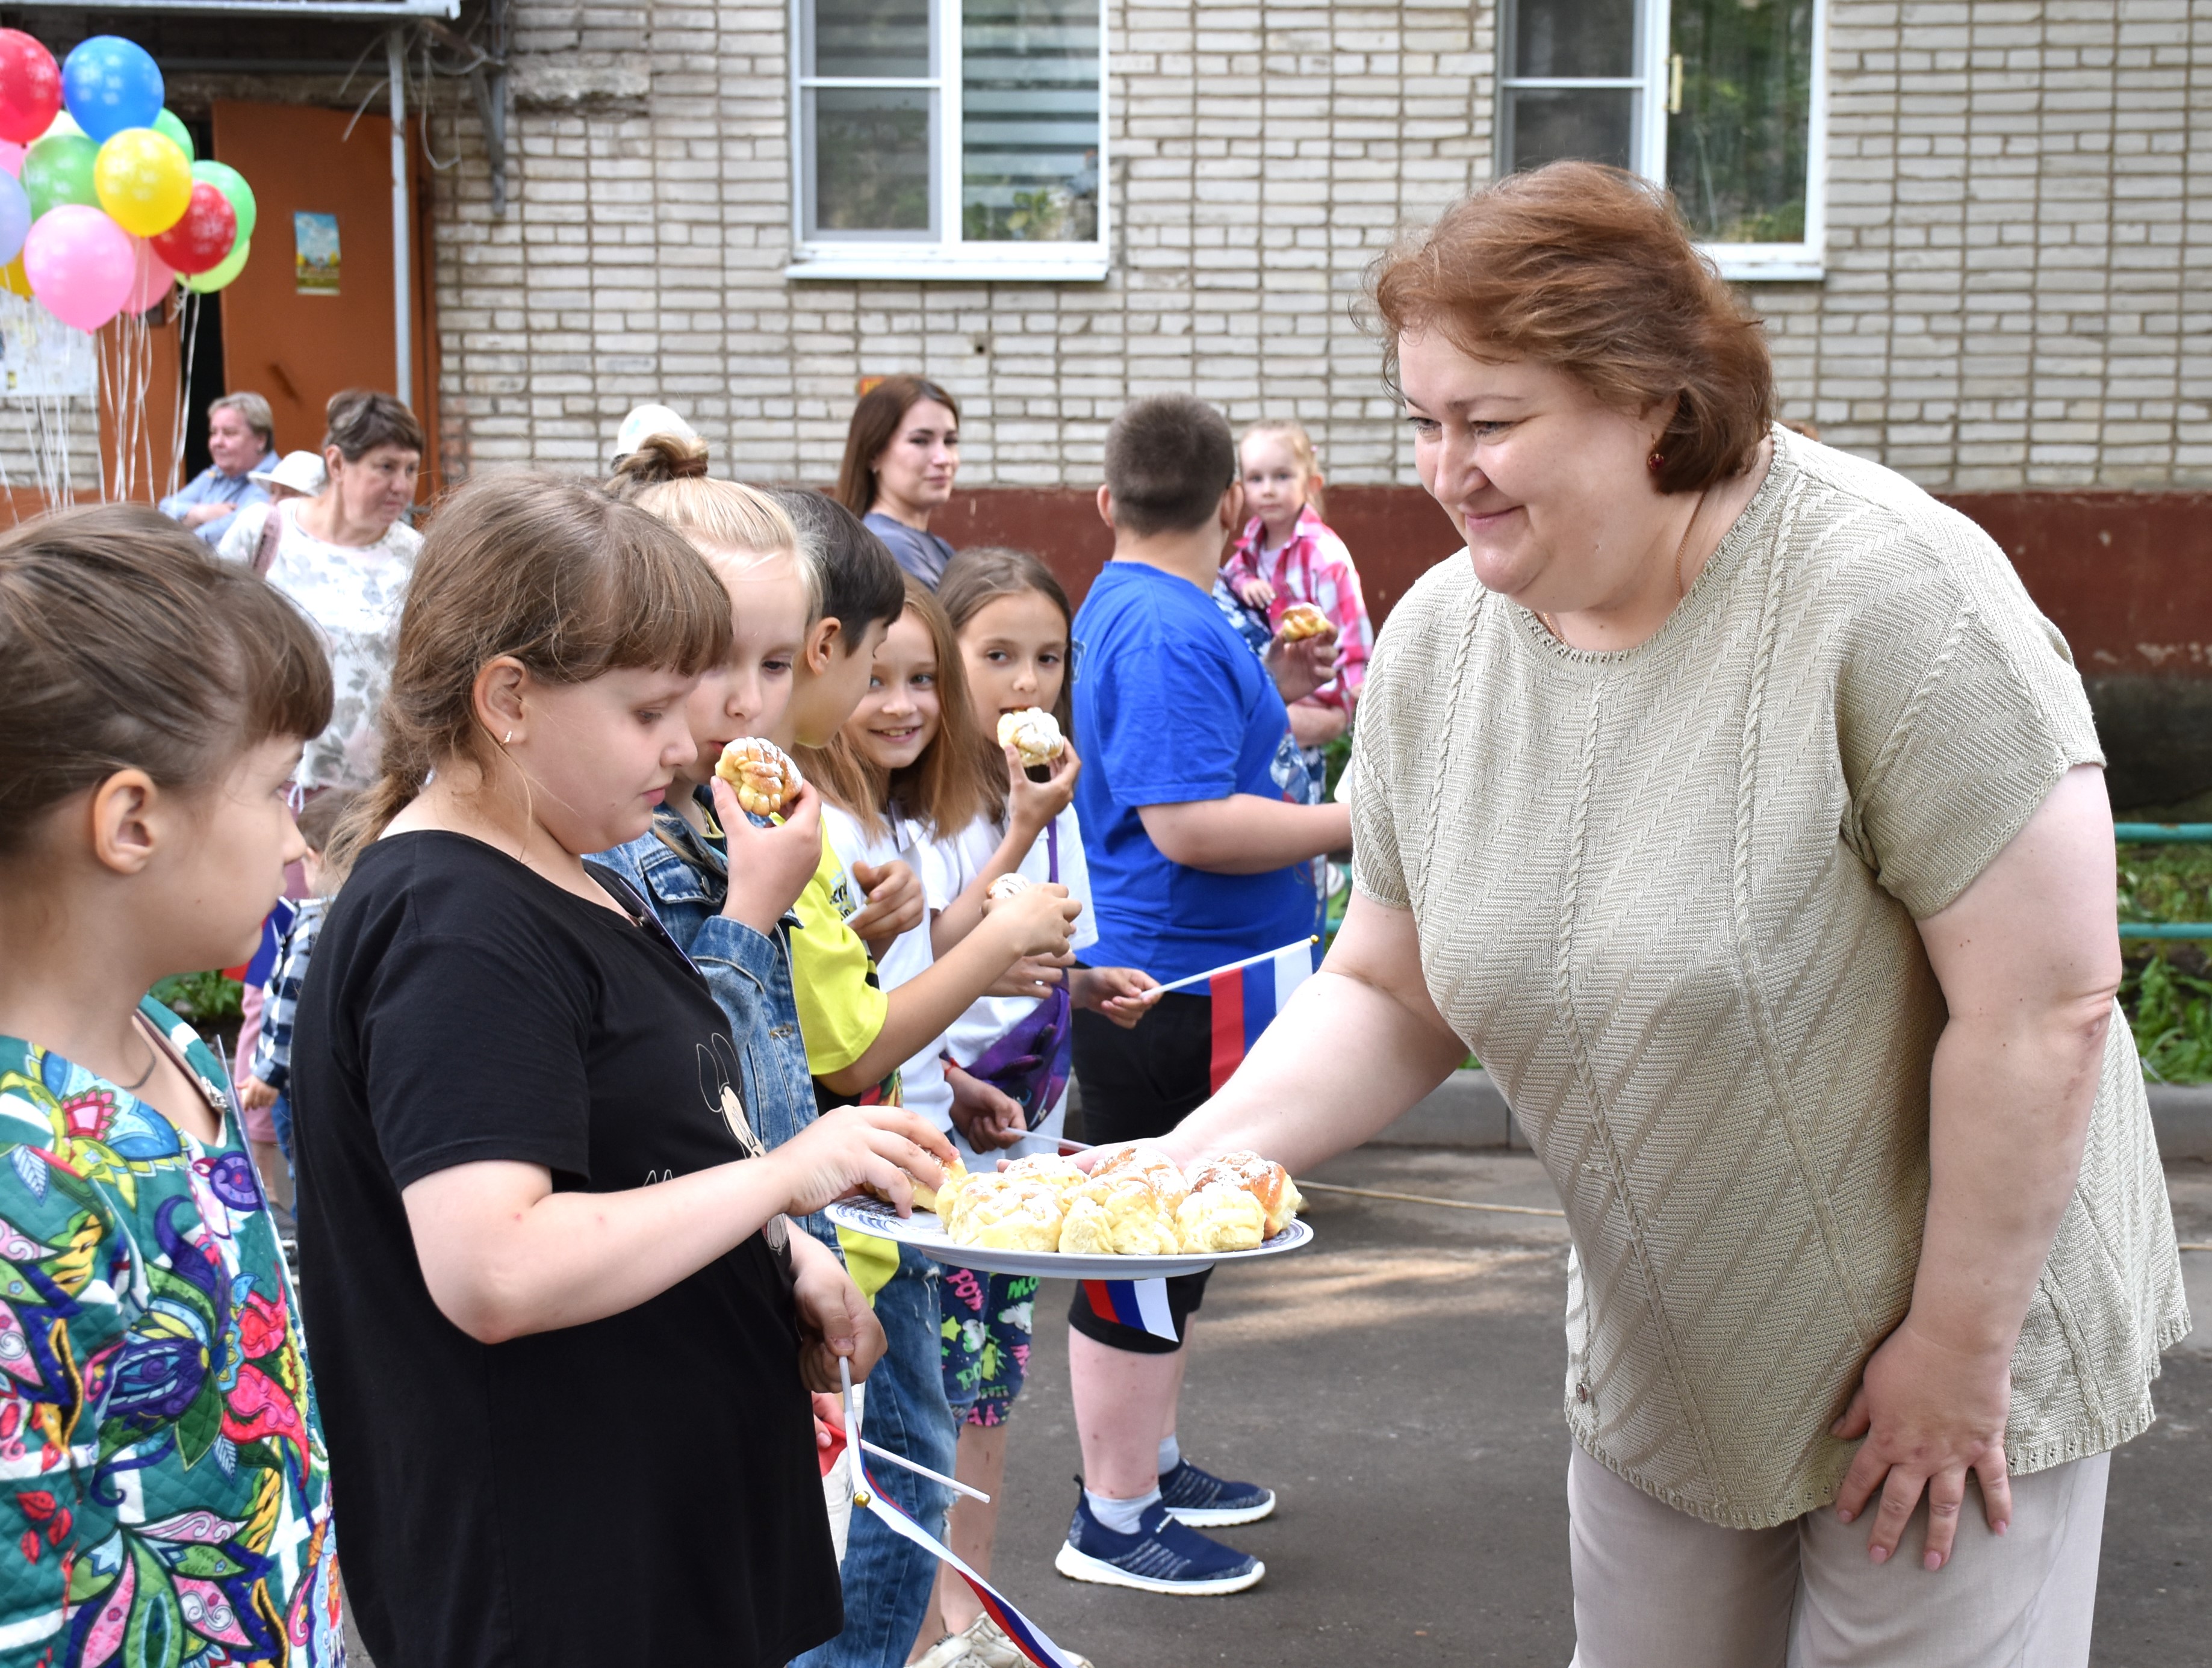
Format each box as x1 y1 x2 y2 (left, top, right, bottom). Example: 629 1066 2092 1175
1497 0 1825 280
789 0 1108 281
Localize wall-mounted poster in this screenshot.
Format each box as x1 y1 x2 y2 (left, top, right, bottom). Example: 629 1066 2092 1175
294 212 340 296
0 292 97 395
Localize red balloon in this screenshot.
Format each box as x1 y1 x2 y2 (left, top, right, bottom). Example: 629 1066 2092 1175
149 181 236 275
0 31 59 147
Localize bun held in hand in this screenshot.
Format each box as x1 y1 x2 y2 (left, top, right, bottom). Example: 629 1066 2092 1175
1278 602 1331 641
716 737 801 816
996 707 1066 767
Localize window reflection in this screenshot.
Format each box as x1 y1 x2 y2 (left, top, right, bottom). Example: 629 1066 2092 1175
1667 0 1816 243
962 0 1101 243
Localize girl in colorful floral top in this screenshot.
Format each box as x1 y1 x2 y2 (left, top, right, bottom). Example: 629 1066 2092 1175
1222 420 1374 758
0 504 342 1666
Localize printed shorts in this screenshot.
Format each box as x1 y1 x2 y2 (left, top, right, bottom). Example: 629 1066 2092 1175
939 1265 1038 1427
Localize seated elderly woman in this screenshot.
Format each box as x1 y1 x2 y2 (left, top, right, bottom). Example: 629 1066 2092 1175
158 389 280 543
1158 162 2184 1668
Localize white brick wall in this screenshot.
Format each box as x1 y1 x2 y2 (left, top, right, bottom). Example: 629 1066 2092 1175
424 0 2212 491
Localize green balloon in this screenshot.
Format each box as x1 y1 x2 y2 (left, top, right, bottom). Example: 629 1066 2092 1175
189 160 254 245
22 134 98 219
184 234 250 292
184 235 249 293
154 110 194 163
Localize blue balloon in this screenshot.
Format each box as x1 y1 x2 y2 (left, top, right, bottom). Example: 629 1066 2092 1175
0 173 26 269
61 37 162 144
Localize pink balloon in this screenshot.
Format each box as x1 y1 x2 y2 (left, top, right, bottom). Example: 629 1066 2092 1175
121 236 171 312
22 203 132 330
0 143 23 178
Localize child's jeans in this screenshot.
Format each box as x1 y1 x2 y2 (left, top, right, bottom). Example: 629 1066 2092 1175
795 1243 957 1668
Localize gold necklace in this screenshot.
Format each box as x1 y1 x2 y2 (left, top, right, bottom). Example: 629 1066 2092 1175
1537 488 1712 645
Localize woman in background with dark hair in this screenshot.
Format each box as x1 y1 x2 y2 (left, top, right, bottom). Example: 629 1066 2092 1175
836 374 962 586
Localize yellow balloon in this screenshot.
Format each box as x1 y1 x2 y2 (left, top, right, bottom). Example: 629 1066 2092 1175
0 255 28 297
93 129 191 238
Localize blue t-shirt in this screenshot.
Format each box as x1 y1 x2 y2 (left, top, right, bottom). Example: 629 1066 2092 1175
1073 561 1317 984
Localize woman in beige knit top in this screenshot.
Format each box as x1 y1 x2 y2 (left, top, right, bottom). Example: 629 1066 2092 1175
1158 163 2185 1667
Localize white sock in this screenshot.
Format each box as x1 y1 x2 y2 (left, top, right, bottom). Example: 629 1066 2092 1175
1084 1486 1159 1536
1157 1433 1181 1475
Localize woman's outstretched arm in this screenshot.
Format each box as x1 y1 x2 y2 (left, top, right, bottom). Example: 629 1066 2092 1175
1834 762 2120 1570
1158 890 1469 1175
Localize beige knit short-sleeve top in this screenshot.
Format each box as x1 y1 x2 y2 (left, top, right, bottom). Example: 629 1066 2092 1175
1352 427 2187 1530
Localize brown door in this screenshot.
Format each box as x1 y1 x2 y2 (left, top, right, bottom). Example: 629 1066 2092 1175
209 101 438 489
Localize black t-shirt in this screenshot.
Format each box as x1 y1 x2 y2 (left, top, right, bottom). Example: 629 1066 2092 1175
291 831 841 1668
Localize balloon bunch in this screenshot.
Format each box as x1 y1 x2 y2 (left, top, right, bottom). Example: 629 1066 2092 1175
0 31 256 332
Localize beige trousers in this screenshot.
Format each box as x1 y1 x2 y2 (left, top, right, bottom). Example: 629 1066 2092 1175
1566 1445 2109 1668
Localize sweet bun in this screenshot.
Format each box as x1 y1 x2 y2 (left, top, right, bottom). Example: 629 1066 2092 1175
1278 602 1331 641
987 872 1034 902
1061 1176 1183 1257
715 737 802 816
914 1155 968 1215
1175 1184 1267 1252
1001 1153 1087 1197
1189 1150 1305 1236
1090 1142 1190 1213
996 707 1066 767
943 1173 1069 1251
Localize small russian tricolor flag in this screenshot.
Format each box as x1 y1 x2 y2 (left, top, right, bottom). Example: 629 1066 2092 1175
1081 1276 1179 1342
1205 939 1317 1091
858 1464 1087 1668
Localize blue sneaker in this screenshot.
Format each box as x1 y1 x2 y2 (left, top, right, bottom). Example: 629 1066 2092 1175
1157 1458 1276 1527
1054 1494 1264 1595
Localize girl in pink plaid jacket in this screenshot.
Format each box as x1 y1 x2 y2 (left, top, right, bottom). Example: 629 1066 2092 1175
1222 420 1375 753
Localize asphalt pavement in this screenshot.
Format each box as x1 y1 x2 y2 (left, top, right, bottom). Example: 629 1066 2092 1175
974 1148 2212 1668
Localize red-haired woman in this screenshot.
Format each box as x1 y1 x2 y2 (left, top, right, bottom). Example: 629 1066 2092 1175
1154 163 2182 1667
836 376 962 586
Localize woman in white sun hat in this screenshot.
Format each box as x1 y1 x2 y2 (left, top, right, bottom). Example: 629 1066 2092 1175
248 450 329 504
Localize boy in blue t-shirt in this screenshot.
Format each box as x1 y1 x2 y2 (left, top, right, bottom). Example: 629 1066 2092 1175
1059 395 1350 1596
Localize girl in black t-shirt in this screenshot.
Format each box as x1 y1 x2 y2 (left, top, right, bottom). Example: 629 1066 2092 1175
291 473 955 1668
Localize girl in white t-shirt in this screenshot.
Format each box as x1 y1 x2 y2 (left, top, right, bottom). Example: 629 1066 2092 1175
908 549 1160 1668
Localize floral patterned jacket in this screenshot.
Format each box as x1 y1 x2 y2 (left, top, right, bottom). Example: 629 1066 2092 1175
0 1000 340 1666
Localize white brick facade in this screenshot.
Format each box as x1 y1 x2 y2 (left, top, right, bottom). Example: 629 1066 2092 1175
414 1 2212 491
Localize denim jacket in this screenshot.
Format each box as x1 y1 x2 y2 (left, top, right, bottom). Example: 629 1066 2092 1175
593 792 833 1245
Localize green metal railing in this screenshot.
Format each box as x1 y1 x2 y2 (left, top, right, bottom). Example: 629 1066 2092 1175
2116 824 2212 940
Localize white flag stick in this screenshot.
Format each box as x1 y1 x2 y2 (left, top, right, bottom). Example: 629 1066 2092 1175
860 1439 992 1504
1151 935 1319 995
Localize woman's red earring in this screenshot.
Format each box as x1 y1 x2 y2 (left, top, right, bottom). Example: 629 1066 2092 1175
1647 451 1665 473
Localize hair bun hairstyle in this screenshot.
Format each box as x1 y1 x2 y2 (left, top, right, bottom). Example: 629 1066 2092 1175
607 432 710 494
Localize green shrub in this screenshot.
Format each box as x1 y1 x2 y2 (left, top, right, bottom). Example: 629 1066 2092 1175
147 970 244 1023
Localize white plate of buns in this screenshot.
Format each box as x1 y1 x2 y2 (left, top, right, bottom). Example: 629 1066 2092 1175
825 1144 1314 1279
